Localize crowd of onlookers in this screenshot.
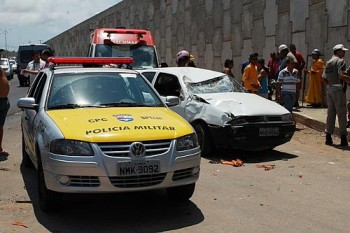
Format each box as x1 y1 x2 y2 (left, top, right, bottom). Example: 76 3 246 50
239 43 350 146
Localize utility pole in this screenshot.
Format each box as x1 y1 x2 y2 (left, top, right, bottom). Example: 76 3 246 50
0 29 12 57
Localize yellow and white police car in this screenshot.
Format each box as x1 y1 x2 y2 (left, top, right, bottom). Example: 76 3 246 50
17 57 200 212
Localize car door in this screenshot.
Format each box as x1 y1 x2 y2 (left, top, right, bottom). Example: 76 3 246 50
22 72 47 158
152 72 186 117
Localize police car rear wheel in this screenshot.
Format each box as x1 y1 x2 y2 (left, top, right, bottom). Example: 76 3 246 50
167 183 195 202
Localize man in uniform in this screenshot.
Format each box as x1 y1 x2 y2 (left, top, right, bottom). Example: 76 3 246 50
323 44 350 146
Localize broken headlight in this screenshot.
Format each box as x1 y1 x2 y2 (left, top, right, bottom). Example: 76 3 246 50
281 113 294 122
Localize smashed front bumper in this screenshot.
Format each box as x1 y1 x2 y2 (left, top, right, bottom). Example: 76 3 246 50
209 122 296 151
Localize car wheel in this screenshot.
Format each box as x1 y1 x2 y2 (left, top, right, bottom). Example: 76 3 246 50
167 183 195 202
193 123 213 156
22 135 33 168
38 159 62 212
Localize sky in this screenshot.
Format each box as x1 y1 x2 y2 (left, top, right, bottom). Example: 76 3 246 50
0 0 122 52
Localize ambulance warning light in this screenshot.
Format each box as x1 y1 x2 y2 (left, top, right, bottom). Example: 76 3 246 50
47 57 134 65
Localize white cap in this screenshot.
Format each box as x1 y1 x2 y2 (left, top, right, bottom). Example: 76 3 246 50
333 44 348 51
278 44 288 53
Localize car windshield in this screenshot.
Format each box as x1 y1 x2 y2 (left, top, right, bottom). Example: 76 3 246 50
185 75 246 94
95 44 158 69
47 72 164 109
0 60 8 66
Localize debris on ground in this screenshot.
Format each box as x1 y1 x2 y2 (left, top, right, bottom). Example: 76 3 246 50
256 164 275 171
12 221 28 228
298 172 303 178
220 159 244 167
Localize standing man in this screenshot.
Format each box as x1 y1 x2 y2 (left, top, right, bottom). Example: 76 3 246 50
21 50 45 85
176 50 190 67
289 44 306 108
276 57 300 112
0 67 10 157
242 53 260 93
323 44 350 146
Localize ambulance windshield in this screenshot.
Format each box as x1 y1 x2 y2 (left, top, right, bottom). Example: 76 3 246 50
95 44 158 69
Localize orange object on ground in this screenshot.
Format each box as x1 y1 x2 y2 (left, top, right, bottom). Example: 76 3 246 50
12 221 28 228
220 159 244 167
256 164 275 171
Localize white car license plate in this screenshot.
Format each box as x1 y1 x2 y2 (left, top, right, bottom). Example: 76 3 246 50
117 160 160 176
259 127 279 136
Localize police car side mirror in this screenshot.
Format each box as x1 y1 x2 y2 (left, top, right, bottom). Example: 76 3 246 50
17 97 39 111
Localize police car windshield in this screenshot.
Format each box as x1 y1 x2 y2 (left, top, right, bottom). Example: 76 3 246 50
47 72 164 109
95 44 158 69
186 75 246 94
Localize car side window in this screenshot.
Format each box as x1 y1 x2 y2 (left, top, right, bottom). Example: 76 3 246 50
30 73 47 104
141 72 156 83
154 73 181 97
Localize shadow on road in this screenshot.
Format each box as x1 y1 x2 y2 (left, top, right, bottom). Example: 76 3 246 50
204 148 298 164
20 164 204 233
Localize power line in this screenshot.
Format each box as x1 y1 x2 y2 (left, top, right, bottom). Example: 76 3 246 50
0 29 12 57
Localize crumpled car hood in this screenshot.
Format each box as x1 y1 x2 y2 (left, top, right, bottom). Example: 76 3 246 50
194 92 290 116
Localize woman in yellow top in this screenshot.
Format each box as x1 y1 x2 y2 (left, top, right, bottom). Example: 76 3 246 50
305 49 325 107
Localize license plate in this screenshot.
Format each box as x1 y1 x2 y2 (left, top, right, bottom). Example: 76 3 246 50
117 160 160 176
259 127 279 136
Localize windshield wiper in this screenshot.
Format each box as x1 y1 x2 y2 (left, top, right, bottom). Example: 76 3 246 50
102 102 148 107
48 104 107 110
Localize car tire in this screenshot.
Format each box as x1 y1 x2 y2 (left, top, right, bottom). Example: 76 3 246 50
38 159 62 212
193 123 213 156
167 183 195 202
22 136 34 168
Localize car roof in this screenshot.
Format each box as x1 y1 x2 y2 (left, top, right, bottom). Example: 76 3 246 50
141 67 225 83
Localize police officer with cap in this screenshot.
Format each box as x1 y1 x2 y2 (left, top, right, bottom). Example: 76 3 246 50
323 44 350 146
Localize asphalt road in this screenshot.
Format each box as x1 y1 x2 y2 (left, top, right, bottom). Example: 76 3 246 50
1 79 350 233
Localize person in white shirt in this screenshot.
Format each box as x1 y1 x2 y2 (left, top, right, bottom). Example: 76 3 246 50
276 56 300 112
21 50 46 85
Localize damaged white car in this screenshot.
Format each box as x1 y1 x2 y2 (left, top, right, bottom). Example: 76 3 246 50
140 67 296 155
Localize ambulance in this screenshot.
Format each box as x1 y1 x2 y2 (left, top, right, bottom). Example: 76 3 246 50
88 28 160 69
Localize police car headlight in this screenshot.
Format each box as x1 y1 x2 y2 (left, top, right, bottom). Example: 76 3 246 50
50 139 94 156
176 133 199 151
281 113 294 122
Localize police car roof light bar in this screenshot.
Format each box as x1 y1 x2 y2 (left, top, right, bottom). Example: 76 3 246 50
47 57 134 65
103 29 147 35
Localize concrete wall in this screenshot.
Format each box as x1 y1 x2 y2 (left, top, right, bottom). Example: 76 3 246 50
46 0 350 82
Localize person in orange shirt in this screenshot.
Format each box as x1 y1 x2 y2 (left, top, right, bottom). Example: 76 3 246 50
305 49 325 107
242 53 260 93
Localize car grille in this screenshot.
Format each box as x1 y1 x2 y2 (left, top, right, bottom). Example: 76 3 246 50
97 140 172 157
172 168 195 181
68 176 100 187
246 116 282 123
109 173 166 188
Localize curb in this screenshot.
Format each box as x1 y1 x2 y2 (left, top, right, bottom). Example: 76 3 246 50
293 112 350 141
